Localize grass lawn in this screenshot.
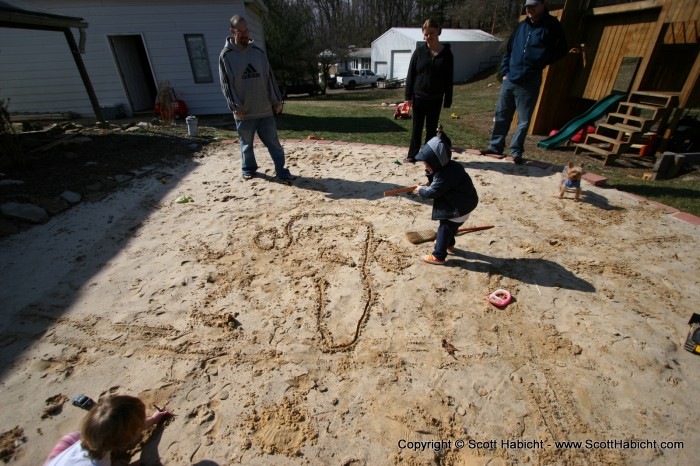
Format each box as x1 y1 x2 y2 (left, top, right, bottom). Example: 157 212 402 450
203 75 700 217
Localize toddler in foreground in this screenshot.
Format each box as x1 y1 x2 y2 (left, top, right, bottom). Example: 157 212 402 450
413 136 479 264
44 395 173 466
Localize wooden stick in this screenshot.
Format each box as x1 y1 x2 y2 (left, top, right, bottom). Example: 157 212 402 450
456 225 494 235
384 186 416 196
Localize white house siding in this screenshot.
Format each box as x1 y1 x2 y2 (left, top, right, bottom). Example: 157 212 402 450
371 28 416 79
0 0 267 117
371 28 502 82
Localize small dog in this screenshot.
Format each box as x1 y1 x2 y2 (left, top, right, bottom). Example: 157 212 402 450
559 162 584 201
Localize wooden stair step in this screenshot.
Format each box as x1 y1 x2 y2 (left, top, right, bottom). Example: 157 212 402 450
628 91 679 108
608 112 648 122
618 101 666 111
585 133 625 145
630 91 675 98
597 122 642 134
575 143 616 157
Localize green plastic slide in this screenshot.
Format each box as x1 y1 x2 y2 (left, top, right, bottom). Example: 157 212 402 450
537 94 625 149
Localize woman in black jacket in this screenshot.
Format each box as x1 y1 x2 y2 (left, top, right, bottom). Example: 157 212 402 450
404 18 454 163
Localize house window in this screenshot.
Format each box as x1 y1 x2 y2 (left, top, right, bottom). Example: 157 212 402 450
184 34 213 83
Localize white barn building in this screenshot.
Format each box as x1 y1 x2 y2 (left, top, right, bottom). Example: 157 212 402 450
0 0 268 118
371 28 502 82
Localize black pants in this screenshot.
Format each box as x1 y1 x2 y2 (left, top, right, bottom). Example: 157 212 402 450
408 97 443 158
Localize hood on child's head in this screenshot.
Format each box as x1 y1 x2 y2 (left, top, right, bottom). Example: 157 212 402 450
415 136 450 173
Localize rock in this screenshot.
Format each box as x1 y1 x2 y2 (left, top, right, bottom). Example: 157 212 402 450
0 179 24 186
1 202 49 224
60 191 82 204
100 178 118 191
125 126 141 132
84 192 107 203
113 174 133 184
0 217 19 236
36 197 70 216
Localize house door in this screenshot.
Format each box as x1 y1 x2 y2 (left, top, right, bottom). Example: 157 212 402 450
391 51 411 79
108 35 157 113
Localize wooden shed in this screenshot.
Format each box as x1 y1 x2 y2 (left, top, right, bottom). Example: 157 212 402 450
532 0 699 136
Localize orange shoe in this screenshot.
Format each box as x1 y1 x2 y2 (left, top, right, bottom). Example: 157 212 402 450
420 254 446 265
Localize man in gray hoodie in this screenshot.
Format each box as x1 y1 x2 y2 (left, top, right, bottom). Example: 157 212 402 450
219 15 295 181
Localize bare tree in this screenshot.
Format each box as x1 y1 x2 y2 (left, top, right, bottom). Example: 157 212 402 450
264 0 316 83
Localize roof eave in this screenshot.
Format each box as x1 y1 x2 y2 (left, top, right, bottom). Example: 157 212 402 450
0 10 87 30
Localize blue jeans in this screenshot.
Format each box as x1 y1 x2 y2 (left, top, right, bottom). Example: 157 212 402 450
235 116 291 178
433 219 463 261
488 78 541 158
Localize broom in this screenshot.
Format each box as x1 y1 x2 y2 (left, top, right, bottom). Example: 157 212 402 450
405 225 494 245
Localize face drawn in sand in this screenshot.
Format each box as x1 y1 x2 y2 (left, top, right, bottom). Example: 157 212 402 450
252 212 412 353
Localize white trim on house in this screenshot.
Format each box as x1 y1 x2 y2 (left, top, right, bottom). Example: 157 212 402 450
0 0 266 117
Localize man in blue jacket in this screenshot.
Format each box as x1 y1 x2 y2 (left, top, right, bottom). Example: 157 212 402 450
482 0 568 164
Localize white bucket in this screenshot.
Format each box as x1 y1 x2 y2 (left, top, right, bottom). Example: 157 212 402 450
185 115 198 137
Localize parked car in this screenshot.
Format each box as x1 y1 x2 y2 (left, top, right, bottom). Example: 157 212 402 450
280 79 321 98
336 69 379 90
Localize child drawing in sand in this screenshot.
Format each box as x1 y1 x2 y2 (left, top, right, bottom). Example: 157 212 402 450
412 135 479 265
44 395 173 466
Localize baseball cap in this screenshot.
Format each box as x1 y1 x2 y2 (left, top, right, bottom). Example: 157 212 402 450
524 0 542 5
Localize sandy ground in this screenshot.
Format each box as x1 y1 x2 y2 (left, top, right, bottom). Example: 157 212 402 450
1 140 699 465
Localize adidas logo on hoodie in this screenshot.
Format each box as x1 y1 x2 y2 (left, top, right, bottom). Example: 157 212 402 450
242 64 261 79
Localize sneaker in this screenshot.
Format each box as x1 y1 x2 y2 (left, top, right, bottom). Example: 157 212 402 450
403 157 417 164
420 254 446 265
242 173 255 180
507 155 525 165
277 173 297 181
